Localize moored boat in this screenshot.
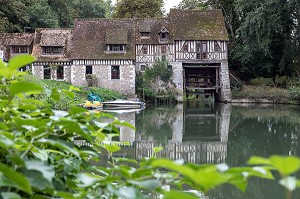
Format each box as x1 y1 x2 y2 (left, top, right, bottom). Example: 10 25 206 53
102 99 145 110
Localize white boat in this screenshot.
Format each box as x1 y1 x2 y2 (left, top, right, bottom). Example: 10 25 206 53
102 99 145 110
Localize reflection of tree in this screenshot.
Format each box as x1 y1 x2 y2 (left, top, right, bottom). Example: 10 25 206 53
136 105 176 146
227 106 300 167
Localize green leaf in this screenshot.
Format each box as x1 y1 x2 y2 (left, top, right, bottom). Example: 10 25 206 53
163 191 199 199
151 159 195 180
103 144 120 153
31 147 49 161
248 156 271 165
194 166 229 191
0 134 14 149
9 81 43 96
25 160 54 183
118 187 146 199
6 155 25 167
153 146 164 153
112 119 136 131
38 138 80 158
62 89 75 99
51 88 60 101
1 192 21 199
0 163 32 194
69 106 89 115
270 156 300 176
8 54 36 70
129 179 162 190
69 85 80 92
78 173 103 187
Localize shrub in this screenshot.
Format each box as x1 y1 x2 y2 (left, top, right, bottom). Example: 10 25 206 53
1 55 300 199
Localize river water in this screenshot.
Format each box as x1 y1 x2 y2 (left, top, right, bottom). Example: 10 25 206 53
105 101 300 198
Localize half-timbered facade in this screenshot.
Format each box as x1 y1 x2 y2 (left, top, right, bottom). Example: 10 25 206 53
0 9 231 101
135 18 175 71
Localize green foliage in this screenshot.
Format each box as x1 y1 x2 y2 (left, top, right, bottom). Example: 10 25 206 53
0 0 108 32
250 77 274 86
28 0 59 29
136 59 174 101
144 59 172 83
2 55 300 198
114 0 164 18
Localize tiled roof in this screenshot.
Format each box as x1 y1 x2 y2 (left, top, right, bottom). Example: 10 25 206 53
32 28 73 62
71 18 135 60
169 9 229 41
0 33 34 61
105 28 128 44
9 33 34 46
134 18 174 44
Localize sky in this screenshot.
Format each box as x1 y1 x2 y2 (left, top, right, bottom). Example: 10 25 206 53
111 0 182 14
164 0 181 12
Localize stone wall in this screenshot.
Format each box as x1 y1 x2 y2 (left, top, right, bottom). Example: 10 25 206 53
71 64 136 97
32 65 44 79
170 62 184 102
218 60 232 102
64 65 71 82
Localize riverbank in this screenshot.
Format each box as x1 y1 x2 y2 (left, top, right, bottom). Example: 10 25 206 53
24 75 125 110
232 85 300 104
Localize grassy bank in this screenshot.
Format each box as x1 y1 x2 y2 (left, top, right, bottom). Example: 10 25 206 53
232 85 300 104
24 75 125 110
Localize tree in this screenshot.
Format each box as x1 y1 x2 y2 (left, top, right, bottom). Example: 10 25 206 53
234 0 294 79
113 0 164 18
71 0 106 18
0 0 34 32
28 0 59 29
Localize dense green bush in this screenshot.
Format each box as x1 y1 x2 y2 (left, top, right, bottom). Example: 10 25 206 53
1 55 300 199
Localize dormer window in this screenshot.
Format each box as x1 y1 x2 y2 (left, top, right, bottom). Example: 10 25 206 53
107 44 126 52
42 46 63 55
158 27 169 43
11 46 28 54
140 32 150 38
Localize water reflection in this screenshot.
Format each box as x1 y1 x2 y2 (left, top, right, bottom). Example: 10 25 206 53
110 101 231 164
110 102 300 199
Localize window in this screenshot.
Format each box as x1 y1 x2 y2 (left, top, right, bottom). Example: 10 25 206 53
107 45 126 52
85 65 92 79
214 41 221 52
19 65 30 72
161 45 166 54
142 46 147 54
196 42 207 53
140 65 146 71
183 44 188 52
20 47 28 53
140 32 150 38
42 47 63 55
57 65 64 79
196 53 201 60
158 27 169 42
111 65 120 79
44 65 51 79
11 46 28 54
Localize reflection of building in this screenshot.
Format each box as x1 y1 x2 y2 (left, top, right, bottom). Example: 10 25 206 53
75 103 231 164
134 102 231 164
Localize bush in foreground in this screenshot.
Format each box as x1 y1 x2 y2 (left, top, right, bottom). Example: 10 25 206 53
1 55 300 199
